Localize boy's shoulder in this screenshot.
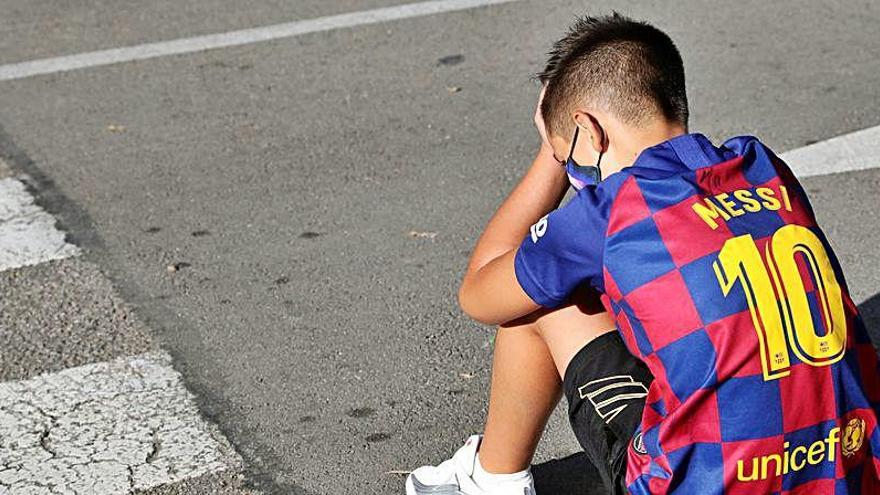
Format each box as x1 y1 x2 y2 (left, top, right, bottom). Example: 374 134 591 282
589 133 782 196
568 133 792 223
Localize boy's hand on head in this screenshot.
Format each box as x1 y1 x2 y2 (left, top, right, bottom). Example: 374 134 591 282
534 86 558 161
458 86 570 326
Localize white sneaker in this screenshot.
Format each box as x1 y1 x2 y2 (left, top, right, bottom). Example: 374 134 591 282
405 435 535 495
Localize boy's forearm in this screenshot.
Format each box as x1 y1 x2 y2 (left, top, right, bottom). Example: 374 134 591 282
465 144 568 275
458 145 566 324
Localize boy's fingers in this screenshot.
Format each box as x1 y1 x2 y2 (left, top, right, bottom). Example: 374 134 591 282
534 85 547 119
534 85 552 148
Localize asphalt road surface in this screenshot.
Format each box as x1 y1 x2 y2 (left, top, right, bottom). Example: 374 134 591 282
1 0 879 494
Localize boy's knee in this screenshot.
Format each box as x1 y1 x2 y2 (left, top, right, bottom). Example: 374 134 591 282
533 304 615 341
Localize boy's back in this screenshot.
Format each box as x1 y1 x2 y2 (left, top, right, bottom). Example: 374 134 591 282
515 132 880 493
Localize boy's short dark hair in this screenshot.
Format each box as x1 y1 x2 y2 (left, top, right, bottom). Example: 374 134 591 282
539 13 689 137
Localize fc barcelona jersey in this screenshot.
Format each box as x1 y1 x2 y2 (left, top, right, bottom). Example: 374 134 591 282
515 133 880 494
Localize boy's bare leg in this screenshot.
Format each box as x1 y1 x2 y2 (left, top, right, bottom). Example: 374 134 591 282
535 293 617 378
479 293 616 474
478 318 562 473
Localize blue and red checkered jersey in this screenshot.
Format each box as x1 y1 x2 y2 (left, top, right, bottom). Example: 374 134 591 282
515 133 880 494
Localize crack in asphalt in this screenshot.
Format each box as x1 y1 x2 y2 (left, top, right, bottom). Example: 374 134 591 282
0 352 240 494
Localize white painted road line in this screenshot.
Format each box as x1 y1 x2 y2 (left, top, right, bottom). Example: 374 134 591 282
0 0 520 82
0 352 239 494
0 178 79 272
781 124 880 178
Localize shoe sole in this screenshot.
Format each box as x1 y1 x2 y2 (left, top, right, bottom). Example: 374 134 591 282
405 474 465 495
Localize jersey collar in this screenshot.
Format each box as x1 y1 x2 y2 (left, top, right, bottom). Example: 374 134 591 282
629 133 734 175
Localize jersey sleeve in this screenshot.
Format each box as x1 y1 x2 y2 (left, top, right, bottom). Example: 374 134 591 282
514 191 608 308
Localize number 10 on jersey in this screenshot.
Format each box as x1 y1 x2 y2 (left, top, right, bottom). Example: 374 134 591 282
712 224 847 381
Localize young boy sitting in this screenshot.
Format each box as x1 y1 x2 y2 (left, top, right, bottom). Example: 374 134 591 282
406 13 880 495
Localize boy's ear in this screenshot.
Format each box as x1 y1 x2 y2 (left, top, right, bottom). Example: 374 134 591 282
572 110 606 153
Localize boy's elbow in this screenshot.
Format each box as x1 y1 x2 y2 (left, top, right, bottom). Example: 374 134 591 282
457 281 498 326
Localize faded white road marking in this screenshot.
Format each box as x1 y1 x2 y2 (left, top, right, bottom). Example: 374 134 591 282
0 0 520 82
781 124 880 178
0 178 79 272
0 352 239 494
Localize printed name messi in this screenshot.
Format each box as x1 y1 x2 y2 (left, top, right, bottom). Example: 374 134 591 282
691 184 792 230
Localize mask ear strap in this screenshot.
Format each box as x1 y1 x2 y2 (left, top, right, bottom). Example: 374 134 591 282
594 125 606 181
567 126 580 159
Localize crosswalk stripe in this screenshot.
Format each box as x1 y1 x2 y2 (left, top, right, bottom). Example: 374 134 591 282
0 177 79 272
0 352 239 493
0 175 240 493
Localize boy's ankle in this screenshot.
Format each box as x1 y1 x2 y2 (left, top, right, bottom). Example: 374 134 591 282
473 453 531 488
474 437 530 474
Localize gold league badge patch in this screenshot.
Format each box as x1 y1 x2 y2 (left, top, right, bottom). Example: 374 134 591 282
842 418 866 457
